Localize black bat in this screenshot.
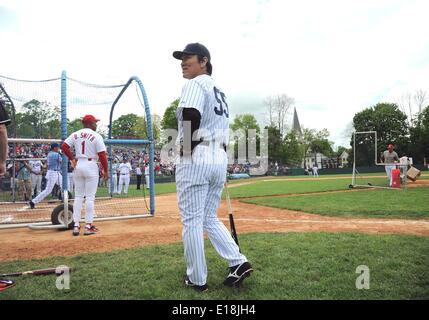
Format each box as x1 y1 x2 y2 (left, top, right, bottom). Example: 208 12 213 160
0 266 71 277
225 182 240 250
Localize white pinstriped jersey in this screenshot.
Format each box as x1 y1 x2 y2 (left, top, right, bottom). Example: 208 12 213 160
64 128 106 160
176 74 230 148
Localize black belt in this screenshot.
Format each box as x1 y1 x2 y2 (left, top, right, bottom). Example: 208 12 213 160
180 140 226 157
199 141 227 150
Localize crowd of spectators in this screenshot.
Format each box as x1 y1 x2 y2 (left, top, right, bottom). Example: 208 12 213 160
7 143 176 177
6 144 300 179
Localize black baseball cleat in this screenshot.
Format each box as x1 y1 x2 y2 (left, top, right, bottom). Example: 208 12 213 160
223 262 253 287
28 201 35 209
72 226 80 236
184 275 208 292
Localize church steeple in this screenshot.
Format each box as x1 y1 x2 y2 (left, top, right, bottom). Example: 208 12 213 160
292 107 302 137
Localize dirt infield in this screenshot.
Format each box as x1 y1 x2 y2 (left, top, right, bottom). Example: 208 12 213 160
1 182 429 262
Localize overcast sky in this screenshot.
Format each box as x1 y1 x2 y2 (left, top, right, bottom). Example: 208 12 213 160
0 0 428 148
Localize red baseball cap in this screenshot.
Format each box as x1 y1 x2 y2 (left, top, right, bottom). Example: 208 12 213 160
82 115 100 123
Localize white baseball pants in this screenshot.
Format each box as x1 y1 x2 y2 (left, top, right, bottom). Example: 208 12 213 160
385 165 395 187
32 170 62 204
118 174 130 194
30 173 42 197
68 172 74 193
72 159 99 226
110 173 118 193
176 144 247 286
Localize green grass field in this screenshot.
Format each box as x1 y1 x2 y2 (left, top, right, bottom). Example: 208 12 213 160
1 232 428 300
224 177 389 199
1 173 428 300
243 186 429 219
94 182 177 198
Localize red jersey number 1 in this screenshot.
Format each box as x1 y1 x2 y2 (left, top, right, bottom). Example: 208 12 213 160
81 141 85 155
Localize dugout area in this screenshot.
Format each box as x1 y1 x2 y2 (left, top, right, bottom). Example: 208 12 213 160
0 72 155 230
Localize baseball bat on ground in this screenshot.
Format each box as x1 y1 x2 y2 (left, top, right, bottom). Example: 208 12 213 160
224 181 240 250
0 266 71 277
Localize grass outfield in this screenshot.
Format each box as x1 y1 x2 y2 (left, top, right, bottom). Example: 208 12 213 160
94 182 177 198
224 178 367 199
242 186 429 219
0 232 428 300
225 173 429 199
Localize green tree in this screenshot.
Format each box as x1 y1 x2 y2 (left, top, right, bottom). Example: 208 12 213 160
14 112 35 138
230 114 260 162
150 114 162 145
161 99 179 131
352 103 409 166
300 128 334 167
300 128 316 166
409 105 429 163
112 113 142 139
282 130 302 166
67 118 83 134
20 100 60 138
310 128 334 160
266 125 282 163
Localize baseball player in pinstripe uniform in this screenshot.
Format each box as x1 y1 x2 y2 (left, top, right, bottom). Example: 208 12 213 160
62 115 108 236
29 143 62 209
173 43 253 292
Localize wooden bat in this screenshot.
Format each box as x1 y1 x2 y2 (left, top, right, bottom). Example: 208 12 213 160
224 181 240 250
0 266 71 277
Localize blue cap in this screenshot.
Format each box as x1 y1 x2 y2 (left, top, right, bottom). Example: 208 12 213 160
50 143 59 150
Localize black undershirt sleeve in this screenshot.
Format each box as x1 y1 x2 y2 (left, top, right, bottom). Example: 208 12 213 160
182 108 202 155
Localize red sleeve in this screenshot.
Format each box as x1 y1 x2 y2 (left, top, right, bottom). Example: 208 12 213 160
98 151 108 173
61 142 75 161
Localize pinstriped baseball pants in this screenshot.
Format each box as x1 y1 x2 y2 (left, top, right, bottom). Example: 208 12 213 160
176 145 247 286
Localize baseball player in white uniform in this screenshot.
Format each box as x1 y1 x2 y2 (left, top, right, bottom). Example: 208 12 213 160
62 114 108 236
173 43 252 292
144 163 150 189
67 161 75 195
29 157 44 198
312 164 319 177
111 159 119 194
118 158 132 194
29 144 62 209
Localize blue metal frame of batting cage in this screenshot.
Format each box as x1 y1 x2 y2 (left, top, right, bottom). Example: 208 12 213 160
60 72 155 219
106 76 155 215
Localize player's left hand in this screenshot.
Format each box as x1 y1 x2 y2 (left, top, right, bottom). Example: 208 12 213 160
71 159 77 169
101 170 108 182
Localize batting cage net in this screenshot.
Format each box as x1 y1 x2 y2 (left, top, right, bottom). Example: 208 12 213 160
0 73 155 229
350 131 407 190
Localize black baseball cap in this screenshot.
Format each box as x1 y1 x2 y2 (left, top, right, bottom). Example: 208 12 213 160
173 43 211 61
